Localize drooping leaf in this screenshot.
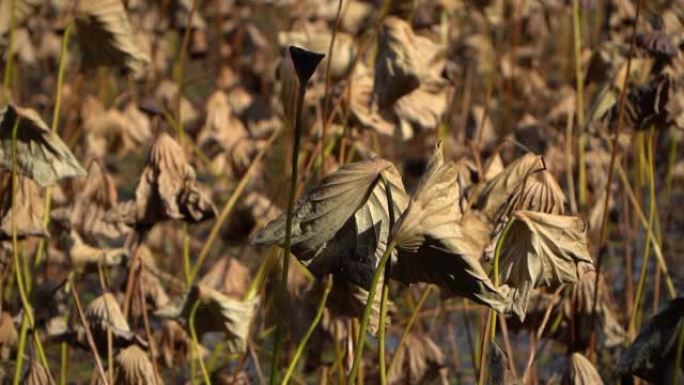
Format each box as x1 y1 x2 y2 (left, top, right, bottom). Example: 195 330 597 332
618 298 684 384
497 168 566 221
0 311 17 360
470 153 545 222
392 143 509 312
563 353 604 385
62 230 128 272
498 210 594 321
254 158 408 289
109 133 217 228
81 293 145 353
75 0 150 78
20 360 53 385
114 345 158 385
200 256 250 299
0 174 47 239
0 104 86 187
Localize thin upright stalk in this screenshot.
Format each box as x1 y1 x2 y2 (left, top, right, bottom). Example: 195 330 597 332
11 317 28 385
2 0 17 102
173 0 199 142
189 299 212 385
572 0 587 209
269 73 307 385
320 0 344 175
590 0 643 354
281 276 333 385
69 279 109 385
378 281 390 385
347 240 396 385
189 128 281 283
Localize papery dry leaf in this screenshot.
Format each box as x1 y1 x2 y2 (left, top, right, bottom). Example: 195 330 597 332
0 104 86 187
83 293 143 352
75 0 150 78
497 168 565 222
114 345 158 385
51 161 131 245
563 353 604 385
618 298 684 384
0 174 47 239
611 74 672 131
387 333 447 385
254 158 408 290
63 230 128 271
498 210 593 320
112 133 217 227
200 256 250 299
392 143 508 312
179 285 259 353
483 153 504 182
0 312 17 360
20 360 53 385
471 153 545 222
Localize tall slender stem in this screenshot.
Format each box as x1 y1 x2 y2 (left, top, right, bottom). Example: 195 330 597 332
189 299 212 385
572 0 587 209
2 0 17 102
269 72 307 385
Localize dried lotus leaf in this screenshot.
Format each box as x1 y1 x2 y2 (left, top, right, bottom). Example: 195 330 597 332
254 158 408 290
115 133 217 227
0 312 17 360
0 0 41 36
0 174 47 239
83 293 143 352
325 275 389 336
21 360 54 385
75 0 150 78
563 353 604 385
0 104 86 187
63 230 128 271
392 143 508 312
498 211 593 321
387 333 447 385
497 169 565 222
51 161 131 244
114 345 158 385
618 298 684 384
200 256 250 299
181 285 258 353
471 153 545 222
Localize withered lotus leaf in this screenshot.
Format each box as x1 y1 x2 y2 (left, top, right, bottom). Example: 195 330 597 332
63 230 128 271
200 256 250 299
325 275 390 336
0 311 17 360
471 153 545 222
498 169 566 221
83 293 144 352
387 332 447 385
391 143 508 312
0 104 86 187
51 161 131 245
113 133 217 227
0 0 41 36
497 211 594 321
75 0 150 78
0 174 48 240
288 46 325 84
114 345 158 385
21 360 53 385
618 298 684 384
564 353 604 385
179 285 259 353
254 158 408 290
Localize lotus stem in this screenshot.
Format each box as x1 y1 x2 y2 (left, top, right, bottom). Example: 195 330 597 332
12 316 28 385
2 0 17 102
348 240 396 385
378 280 390 385
189 299 212 385
281 276 333 385
69 278 110 385
173 0 199 142
572 0 587 209
590 0 643 356
189 128 281 283
59 341 68 385
320 0 343 176
386 285 434 377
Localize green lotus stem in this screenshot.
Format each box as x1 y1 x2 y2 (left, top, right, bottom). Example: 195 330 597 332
477 218 514 385
189 128 280 283
12 316 28 385
189 299 212 385
281 276 333 385
378 281 390 385
629 127 658 333
348 240 396 385
386 285 433 376
183 223 192 285
572 0 587 209
320 0 343 174
59 341 68 385
2 0 17 102
35 20 73 268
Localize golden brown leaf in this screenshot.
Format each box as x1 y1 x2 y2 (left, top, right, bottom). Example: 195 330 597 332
0 311 17 360
387 333 447 385
564 353 604 385
20 360 53 385
0 174 47 239
114 345 158 385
